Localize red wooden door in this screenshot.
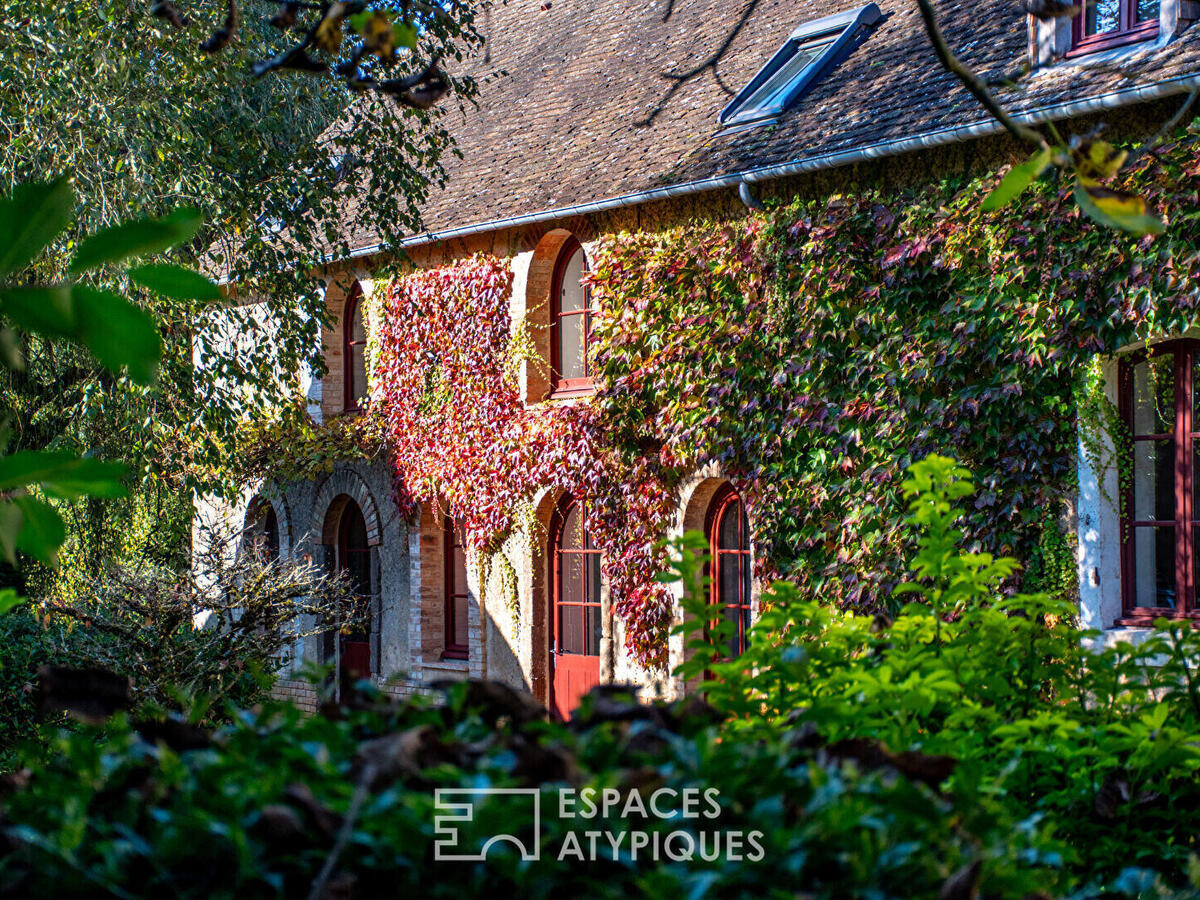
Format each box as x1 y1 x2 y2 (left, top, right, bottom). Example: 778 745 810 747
550 497 601 719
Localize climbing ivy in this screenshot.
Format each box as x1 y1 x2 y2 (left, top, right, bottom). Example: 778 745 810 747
297 121 1200 666
586 119 1200 616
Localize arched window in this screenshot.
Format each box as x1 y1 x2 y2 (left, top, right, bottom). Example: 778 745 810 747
549 496 602 718
706 485 752 658
443 516 469 659
328 498 373 680
550 238 592 395
343 285 368 411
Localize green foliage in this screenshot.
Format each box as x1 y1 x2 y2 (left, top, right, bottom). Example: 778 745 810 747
236 399 386 485
0 605 70 770
1 0 482 604
588 119 1200 628
0 178 212 582
672 455 1200 892
0 678 1059 898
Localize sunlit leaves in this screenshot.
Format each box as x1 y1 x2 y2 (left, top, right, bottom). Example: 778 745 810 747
0 176 208 585
0 177 74 274
1073 181 1165 236
72 285 163 384
70 208 202 273
130 264 223 302
1071 137 1128 185
0 451 128 499
980 147 1051 211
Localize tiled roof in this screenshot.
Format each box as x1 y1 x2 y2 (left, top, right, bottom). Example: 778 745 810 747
342 0 1200 254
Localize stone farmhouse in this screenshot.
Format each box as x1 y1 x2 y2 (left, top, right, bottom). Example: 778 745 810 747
204 0 1200 716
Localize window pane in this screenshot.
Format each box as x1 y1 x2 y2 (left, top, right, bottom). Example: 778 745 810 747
351 344 368 402
737 38 832 117
560 604 584 654
453 543 468 595
719 500 745 550
1085 0 1121 33
351 307 367 344
1132 354 1174 435
559 246 586 313
1132 439 1175 521
723 605 745 658
453 593 469 647
585 604 602 656
1137 0 1159 22
719 553 740 608
1132 526 1178 609
558 314 586 380
586 552 601 606
560 552 584 605
562 503 582 550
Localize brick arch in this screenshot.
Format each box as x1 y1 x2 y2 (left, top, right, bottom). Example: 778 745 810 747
312 469 383 546
244 486 294 559
519 217 597 253
678 463 731 536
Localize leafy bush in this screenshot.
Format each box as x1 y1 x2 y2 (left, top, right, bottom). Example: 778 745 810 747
0 676 1060 899
0 607 70 770
4 455 1200 897
677 455 1200 892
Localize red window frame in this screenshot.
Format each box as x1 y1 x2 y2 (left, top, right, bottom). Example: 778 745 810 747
343 283 367 412
550 237 594 398
705 484 753 658
443 516 469 660
1118 340 1200 624
550 496 603 657
1068 0 1158 56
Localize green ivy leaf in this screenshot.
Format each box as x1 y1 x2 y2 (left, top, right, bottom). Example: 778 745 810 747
0 500 21 565
0 177 74 276
981 148 1052 212
0 285 76 337
1073 181 1165 236
0 450 128 499
393 21 417 49
69 208 202 273
11 495 65 567
129 263 221 302
71 285 162 384
0 587 22 616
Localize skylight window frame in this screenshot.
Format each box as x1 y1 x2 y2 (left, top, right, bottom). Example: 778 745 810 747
719 3 884 128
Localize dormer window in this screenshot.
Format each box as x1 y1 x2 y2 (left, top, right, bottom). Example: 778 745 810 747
720 4 882 128
1070 0 1159 54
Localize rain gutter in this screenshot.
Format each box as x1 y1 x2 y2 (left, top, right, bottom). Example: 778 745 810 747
343 68 1200 260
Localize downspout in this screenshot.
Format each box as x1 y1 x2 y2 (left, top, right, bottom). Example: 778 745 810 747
738 178 765 211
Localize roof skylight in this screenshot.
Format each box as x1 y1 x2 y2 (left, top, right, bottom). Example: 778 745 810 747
720 4 883 128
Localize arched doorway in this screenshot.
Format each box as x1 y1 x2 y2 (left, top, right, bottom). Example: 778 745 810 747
324 498 373 685
549 495 602 718
706 484 752 659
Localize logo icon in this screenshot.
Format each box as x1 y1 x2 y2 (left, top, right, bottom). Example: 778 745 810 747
434 788 542 861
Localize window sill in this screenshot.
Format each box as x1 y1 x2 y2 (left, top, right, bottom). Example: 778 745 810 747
548 383 595 400
1115 611 1200 627
424 657 469 672
1064 23 1160 59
